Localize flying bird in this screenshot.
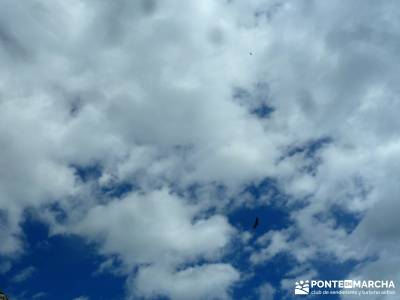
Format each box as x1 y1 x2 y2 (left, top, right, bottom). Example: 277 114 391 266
252 217 259 229
249 52 253 55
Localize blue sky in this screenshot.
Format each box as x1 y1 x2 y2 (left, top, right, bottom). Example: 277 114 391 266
0 182 360 300
1 0 400 300
1 216 125 300
0 168 370 300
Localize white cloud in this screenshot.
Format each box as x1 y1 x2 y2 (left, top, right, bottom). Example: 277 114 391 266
72 189 234 267
1 0 400 299
130 263 240 300
231 1 400 295
69 188 239 299
250 230 291 264
32 292 47 299
72 297 89 300
257 282 275 300
11 266 36 283
1 0 264 296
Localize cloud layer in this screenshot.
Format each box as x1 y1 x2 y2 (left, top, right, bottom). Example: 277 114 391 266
1 0 400 299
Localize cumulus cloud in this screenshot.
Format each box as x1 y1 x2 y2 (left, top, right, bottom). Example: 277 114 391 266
1 0 400 299
1 0 263 297
243 1 400 297
130 263 240 300
69 189 238 298
72 189 234 266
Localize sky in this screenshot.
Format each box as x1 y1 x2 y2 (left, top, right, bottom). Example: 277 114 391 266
0 0 399 299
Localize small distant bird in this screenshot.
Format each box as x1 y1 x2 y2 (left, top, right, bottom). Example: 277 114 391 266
252 217 259 229
249 52 253 55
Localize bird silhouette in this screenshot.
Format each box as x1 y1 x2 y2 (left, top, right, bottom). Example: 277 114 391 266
249 52 253 55
252 217 259 229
